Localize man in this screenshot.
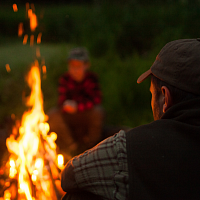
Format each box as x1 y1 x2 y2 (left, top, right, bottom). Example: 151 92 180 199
61 39 200 199
58 47 104 152
48 47 104 156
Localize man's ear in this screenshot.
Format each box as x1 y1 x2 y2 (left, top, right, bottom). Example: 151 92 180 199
161 86 173 113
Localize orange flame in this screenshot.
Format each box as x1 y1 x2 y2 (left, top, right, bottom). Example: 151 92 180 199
18 23 24 37
37 32 42 44
6 3 66 199
23 34 28 45
42 65 47 74
5 64 11 72
57 154 64 170
28 9 38 32
6 61 65 199
13 4 18 12
4 189 11 200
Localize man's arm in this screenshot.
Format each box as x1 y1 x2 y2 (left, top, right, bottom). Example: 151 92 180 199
61 130 129 200
61 159 78 192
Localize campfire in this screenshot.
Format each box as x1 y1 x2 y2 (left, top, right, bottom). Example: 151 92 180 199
5 63 64 200
0 4 67 200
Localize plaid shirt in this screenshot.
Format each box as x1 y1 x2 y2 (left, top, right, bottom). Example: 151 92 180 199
58 71 102 112
61 130 129 200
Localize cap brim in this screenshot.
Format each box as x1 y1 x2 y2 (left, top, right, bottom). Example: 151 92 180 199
137 69 152 83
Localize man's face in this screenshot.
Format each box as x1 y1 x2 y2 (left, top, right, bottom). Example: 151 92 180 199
150 80 164 120
68 60 88 82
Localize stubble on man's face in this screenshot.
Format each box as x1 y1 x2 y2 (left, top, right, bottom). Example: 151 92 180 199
152 100 163 120
150 81 163 121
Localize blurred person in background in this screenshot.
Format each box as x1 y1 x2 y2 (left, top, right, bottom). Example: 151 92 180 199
48 47 104 156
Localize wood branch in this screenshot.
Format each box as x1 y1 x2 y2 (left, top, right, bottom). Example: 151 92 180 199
40 132 62 200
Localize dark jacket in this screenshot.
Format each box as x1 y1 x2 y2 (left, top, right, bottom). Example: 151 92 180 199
126 98 200 200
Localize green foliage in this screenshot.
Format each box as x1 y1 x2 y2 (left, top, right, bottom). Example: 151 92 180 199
0 1 200 129
0 42 153 129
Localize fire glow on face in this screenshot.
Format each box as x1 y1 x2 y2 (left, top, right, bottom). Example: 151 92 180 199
4 4 66 200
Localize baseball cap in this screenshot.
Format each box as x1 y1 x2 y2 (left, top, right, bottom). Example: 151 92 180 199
67 47 89 62
137 39 200 95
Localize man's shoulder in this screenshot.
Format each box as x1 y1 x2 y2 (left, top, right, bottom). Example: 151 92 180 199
126 120 159 134
125 119 174 141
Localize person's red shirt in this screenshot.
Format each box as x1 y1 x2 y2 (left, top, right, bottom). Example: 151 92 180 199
58 71 102 112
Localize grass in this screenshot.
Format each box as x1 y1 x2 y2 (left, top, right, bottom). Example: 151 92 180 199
0 40 154 129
